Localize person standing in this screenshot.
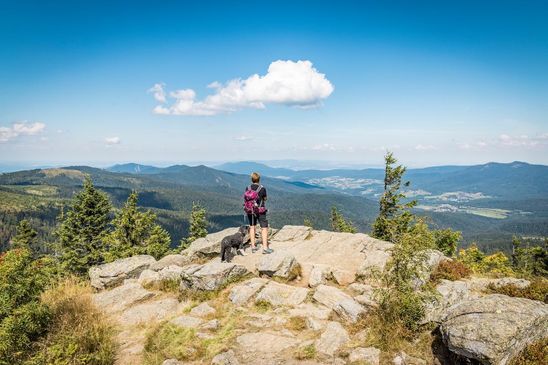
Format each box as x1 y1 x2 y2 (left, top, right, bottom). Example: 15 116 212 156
243 172 272 254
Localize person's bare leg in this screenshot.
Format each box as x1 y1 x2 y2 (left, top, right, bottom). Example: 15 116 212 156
261 227 269 250
250 225 256 248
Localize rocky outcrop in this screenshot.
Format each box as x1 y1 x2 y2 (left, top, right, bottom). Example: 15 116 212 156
118 297 183 326
315 321 350 356
357 238 393 278
256 251 299 279
313 284 366 323
271 225 312 242
89 255 156 290
308 264 331 288
182 227 240 259
150 254 189 271
180 262 249 291
92 281 155 313
229 278 268 306
255 281 308 307
189 302 215 317
440 294 548 365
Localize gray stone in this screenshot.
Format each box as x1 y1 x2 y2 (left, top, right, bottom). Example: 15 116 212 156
422 279 476 324
201 319 220 331
229 278 268 306
271 225 312 242
440 294 548 365
467 277 531 292
211 349 240 365
237 332 299 353
158 265 185 281
255 281 308 307
333 298 366 323
119 298 182 326
331 268 355 286
305 317 325 331
288 303 331 320
150 254 189 271
315 321 350 356
357 242 392 278
138 269 161 287
190 302 216 317
89 255 156 290
162 359 184 365
349 347 381 365
182 227 240 258
170 315 204 328
313 284 352 309
257 251 299 279
92 282 154 313
180 262 249 291
413 249 449 289
392 351 426 365
348 283 374 295
308 264 331 288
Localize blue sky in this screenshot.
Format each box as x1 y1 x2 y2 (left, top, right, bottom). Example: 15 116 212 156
1 0 547 168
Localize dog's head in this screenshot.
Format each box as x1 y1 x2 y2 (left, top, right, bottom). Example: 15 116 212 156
238 225 249 236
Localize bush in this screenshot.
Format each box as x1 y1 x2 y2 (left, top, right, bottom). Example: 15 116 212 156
486 278 548 303
458 245 513 275
430 260 471 283
433 228 461 257
27 278 117 365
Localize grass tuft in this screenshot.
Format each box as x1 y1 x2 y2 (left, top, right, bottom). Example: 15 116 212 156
510 338 548 365
294 343 317 360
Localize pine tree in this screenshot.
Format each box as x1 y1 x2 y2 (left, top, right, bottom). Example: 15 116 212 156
180 202 208 250
105 191 171 261
11 220 38 251
56 177 112 275
330 206 357 233
372 152 417 243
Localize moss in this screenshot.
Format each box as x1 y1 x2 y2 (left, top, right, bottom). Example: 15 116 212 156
254 300 272 313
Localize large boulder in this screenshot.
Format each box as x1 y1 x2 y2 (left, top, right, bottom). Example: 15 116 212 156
150 254 189 271
315 321 350 356
229 278 269 306
92 282 155 313
423 279 476 324
440 294 548 365
255 281 308 307
89 255 156 290
271 225 312 242
180 262 249 291
357 238 393 278
308 264 331 288
118 297 183 326
313 284 366 323
257 251 299 279
181 227 240 259
413 249 449 289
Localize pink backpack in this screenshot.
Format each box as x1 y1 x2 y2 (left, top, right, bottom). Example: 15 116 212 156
243 185 266 215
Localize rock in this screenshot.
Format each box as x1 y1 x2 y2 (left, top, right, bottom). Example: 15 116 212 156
119 298 182 326
170 315 204 329
92 282 155 313
229 278 269 306
313 284 352 309
257 251 299 279
308 264 331 288
159 265 185 281
422 279 476 324
89 255 156 290
138 269 161 287
237 332 299 353
357 239 393 278
211 349 239 365
288 303 331 320
392 351 426 365
162 359 184 365
305 317 325 331
331 268 355 286
467 277 531 291
440 294 548 365
271 225 312 242
182 227 240 258
201 319 220 331
349 347 381 365
348 283 374 295
413 249 448 289
150 254 189 271
333 298 366 323
255 281 308 307
190 302 216 317
180 262 249 291
315 321 350 356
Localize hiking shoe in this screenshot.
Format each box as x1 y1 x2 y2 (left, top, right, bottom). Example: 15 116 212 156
262 248 274 254
251 247 259 253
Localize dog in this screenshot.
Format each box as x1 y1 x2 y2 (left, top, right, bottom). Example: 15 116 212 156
220 225 250 262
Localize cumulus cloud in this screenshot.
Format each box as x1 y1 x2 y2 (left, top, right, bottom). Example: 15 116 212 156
105 136 121 145
458 133 547 150
150 60 334 116
0 121 46 142
414 144 437 151
234 135 253 141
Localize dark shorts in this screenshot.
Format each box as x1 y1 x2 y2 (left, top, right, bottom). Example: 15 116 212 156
247 213 268 228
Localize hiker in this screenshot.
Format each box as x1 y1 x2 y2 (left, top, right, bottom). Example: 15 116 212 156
243 172 273 254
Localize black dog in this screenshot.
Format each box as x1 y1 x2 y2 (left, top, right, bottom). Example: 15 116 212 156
220 225 250 262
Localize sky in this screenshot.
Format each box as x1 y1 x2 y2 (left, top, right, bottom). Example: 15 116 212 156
1 0 547 169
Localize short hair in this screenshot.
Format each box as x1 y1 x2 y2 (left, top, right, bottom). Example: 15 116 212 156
251 172 260 183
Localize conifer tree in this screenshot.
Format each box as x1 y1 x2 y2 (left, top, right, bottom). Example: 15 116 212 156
11 220 38 251
372 152 417 243
180 202 208 250
56 177 112 274
105 191 170 260
330 206 357 233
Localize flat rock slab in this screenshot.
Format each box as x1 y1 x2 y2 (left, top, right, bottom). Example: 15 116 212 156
181 262 249 291
150 254 189 271
257 251 299 279
237 332 299 353
271 225 312 242
170 315 204 329
93 282 155 313
229 278 269 306
190 302 215 317
313 284 365 323
288 303 331 320
182 227 240 258
89 255 156 290
315 321 350 356
255 281 308 307
118 298 182 326
440 294 548 365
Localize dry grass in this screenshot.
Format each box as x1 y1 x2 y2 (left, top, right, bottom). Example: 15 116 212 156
510 338 548 365
285 316 307 331
30 277 117 365
485 278 548 303
430 260 471 283
294 343 317 360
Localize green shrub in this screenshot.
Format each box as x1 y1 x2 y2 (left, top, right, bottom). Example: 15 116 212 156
430 260 471 283
458 245 513 275
486 278 548 303
294 344 316 360
433 228 461 257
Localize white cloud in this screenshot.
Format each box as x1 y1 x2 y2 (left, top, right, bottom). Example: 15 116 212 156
234 135 253 141
151 60 334 116
414 144 436 151
148 83 167 103
0 121 46 142
105 136 121 145
458 132 548 150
